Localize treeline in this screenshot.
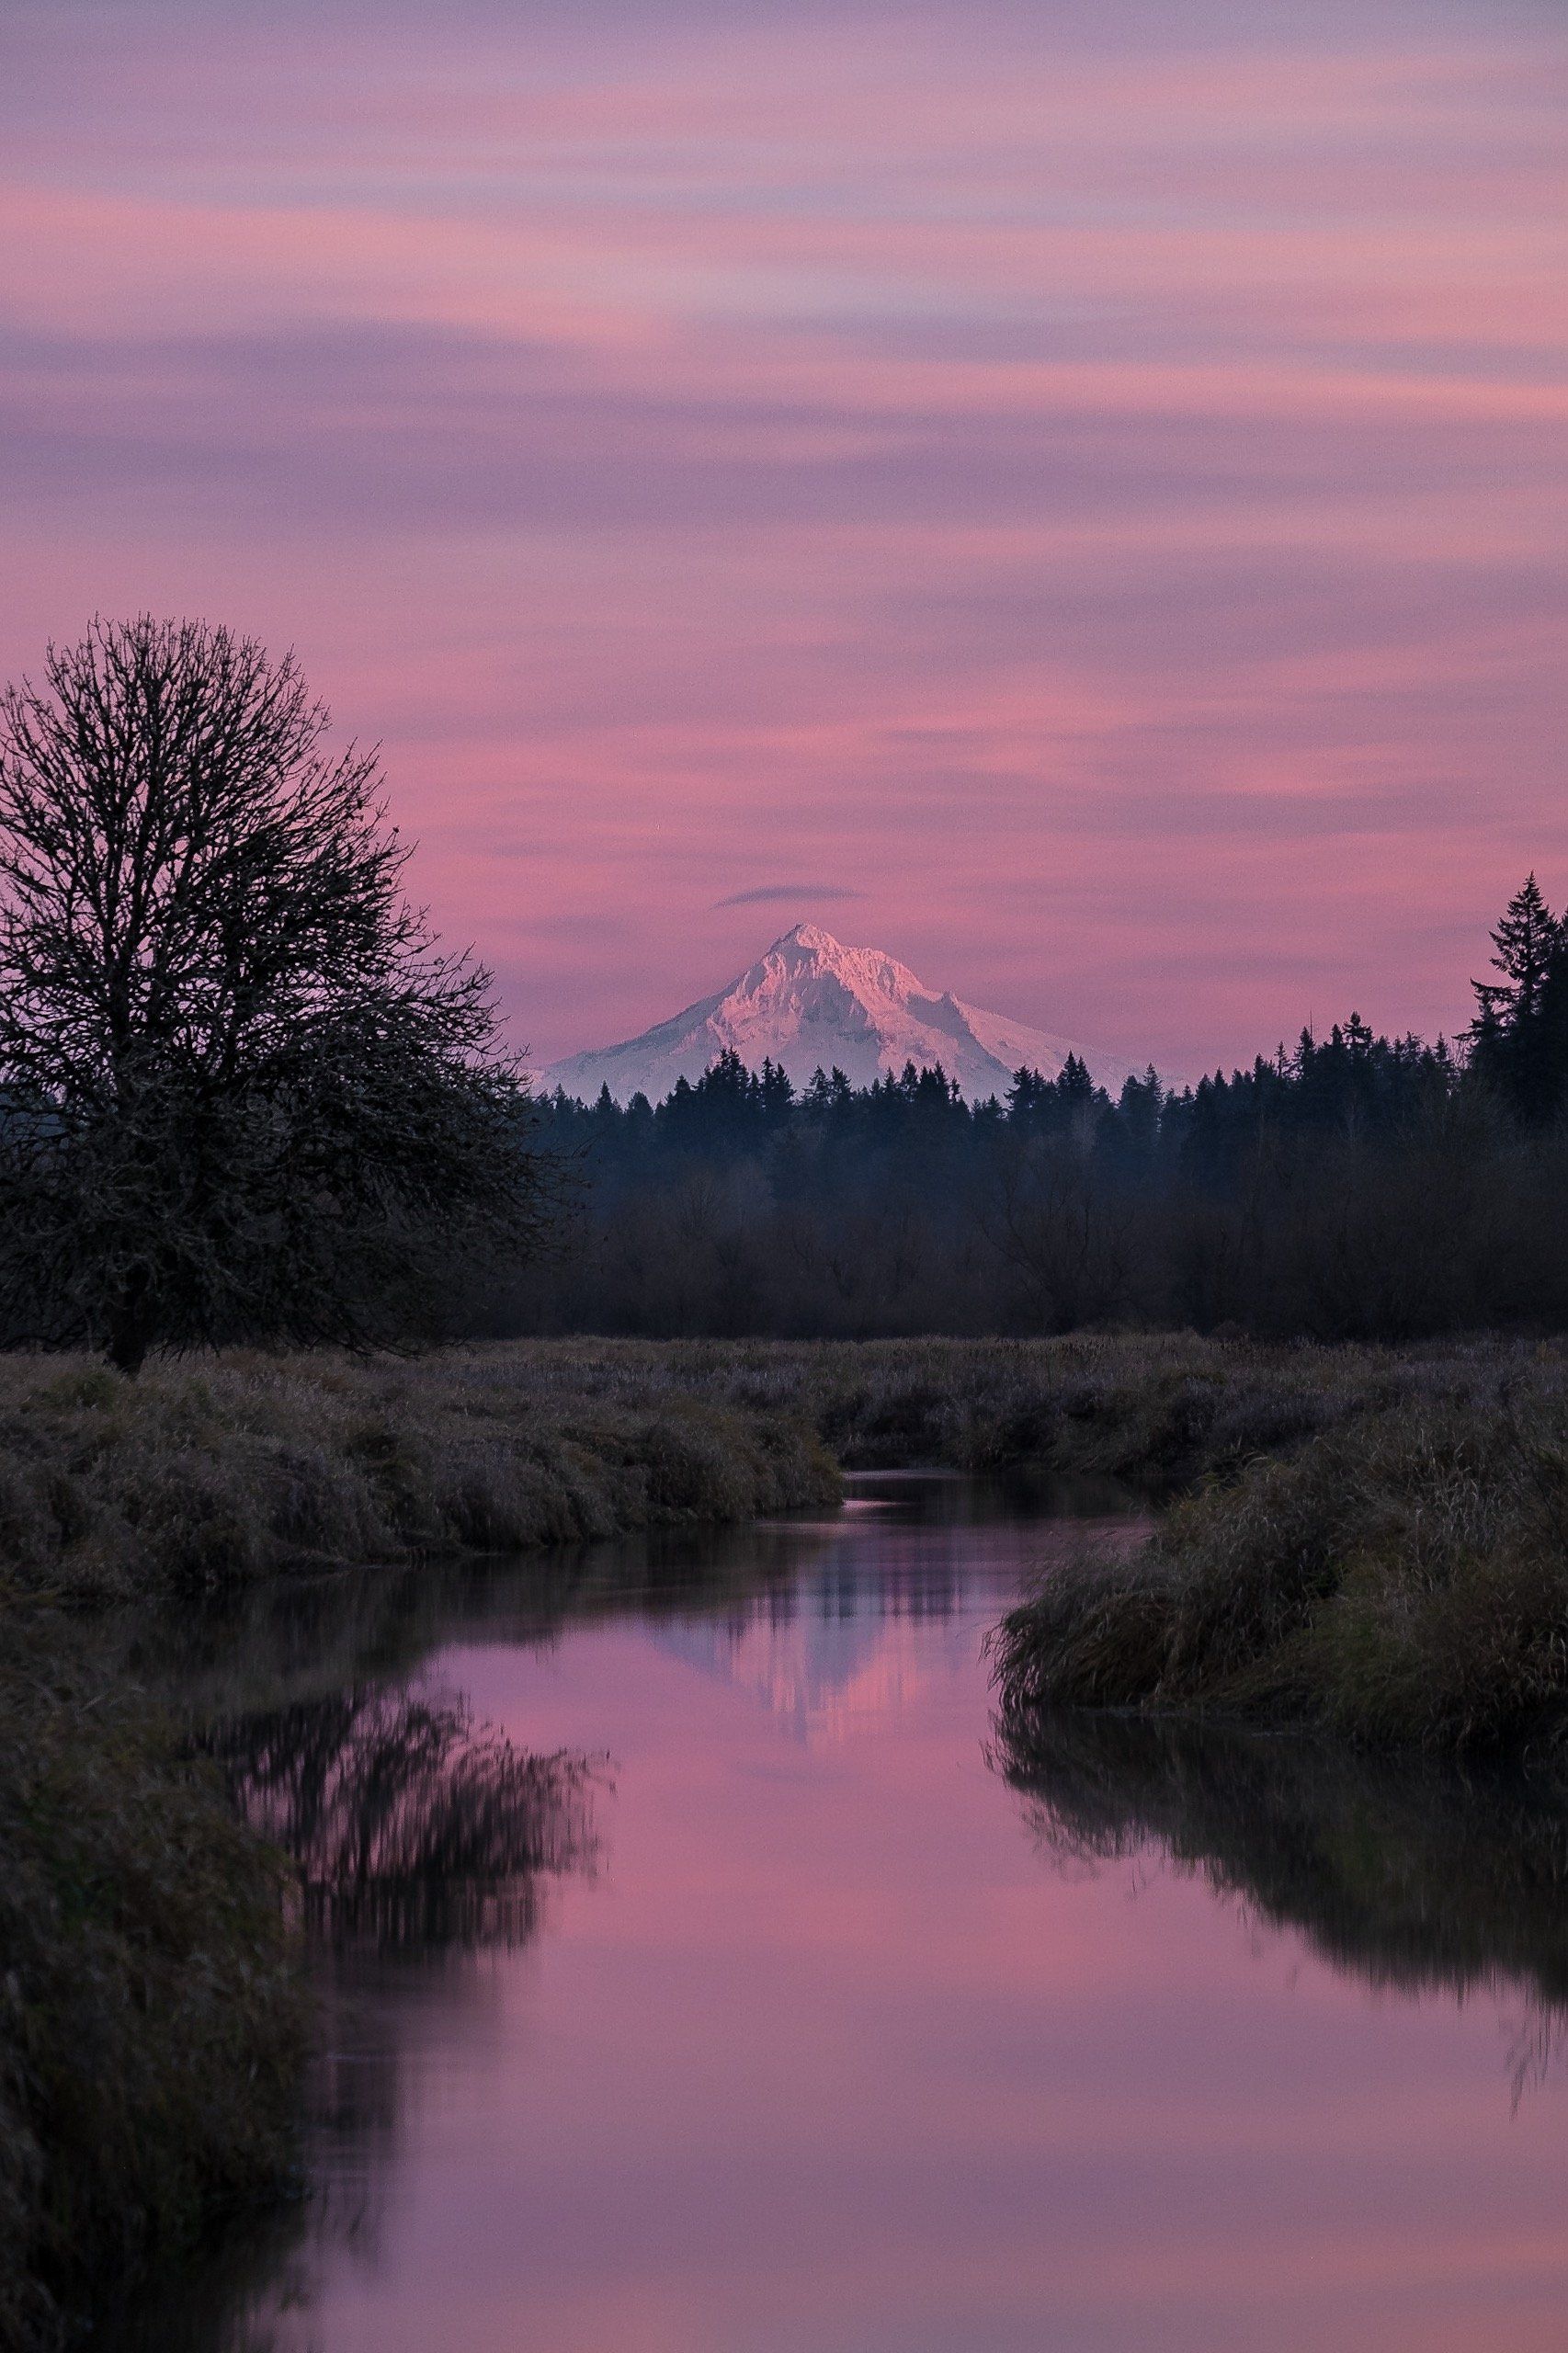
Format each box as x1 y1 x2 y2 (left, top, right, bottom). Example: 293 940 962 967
506 877 1568 1342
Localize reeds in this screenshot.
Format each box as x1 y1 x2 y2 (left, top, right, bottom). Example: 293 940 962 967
0 1339 846 2343
4 1332 1557 1607
0 1347 841 1599
994 1370 1568 1754
0 1620 305 2350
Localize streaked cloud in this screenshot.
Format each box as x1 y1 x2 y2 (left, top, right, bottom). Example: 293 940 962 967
714 883 866 907
0 0 1562 1071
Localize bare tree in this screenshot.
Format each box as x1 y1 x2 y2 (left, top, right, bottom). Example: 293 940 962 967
0 617 551 1370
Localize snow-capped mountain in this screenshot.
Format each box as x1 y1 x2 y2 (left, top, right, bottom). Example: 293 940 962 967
541 925 1146 1104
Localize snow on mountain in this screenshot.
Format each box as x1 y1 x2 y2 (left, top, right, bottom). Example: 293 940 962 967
540 924 1149 1104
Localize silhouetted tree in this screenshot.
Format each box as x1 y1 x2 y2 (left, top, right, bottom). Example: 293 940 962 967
0 617 551 1370
1471 874 1568 1126
1473 873 1560 1034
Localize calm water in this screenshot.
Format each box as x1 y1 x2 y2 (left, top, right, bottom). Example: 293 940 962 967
119 1477 1568 2352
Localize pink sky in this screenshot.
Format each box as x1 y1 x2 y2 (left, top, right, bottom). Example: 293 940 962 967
2 0 1564 1076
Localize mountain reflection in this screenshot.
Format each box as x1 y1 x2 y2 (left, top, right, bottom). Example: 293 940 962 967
997 1709 1568 2091
655 1556 971 1738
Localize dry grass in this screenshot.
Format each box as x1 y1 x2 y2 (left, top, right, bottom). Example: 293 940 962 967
994 1368 1568 1754
2 1333 1556 1605
0 1614 305 2351
0 1347 841 1599
388 1332 1568 1489
0 1339 847 2344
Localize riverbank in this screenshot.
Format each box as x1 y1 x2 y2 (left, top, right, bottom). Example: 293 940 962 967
0 1350 841 1601
0 1612 304 2352
3 1336 1555 1605
0 1347 839 2347
994 1367 1568 1755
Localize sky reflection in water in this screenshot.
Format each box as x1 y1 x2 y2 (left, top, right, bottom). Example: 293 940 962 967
150 1478 1568 2351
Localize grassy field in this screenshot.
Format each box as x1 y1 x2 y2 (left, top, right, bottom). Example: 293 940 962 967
474 1331 1556 1483
2 1333 1560 1604
0 1347 842 1600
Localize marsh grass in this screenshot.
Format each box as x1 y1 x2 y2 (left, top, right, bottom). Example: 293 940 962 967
0 1341 843 2343
0 1347 841 1599
3 1334 1555 1605
994 1367 1568 1754
429 1333 1556 1484
0 1614 305 2352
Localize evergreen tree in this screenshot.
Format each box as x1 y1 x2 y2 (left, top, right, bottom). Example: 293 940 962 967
1472 874 1560 1031
1471 874 1567 1124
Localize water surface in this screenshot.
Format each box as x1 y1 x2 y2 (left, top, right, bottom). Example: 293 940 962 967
124 1477 1568 2352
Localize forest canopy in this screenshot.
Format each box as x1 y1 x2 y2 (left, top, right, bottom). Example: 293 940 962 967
512 876 1568 1344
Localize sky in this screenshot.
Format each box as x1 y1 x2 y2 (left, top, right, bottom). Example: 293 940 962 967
1 0 1564 1077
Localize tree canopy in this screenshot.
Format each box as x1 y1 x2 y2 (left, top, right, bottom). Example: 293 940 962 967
0 617 551 1368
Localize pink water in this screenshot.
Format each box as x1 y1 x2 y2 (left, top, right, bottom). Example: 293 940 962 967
164 1479 1568 2351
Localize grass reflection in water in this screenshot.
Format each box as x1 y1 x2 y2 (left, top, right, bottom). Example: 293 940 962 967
996 1708 1568 2101
204 1689 601 1954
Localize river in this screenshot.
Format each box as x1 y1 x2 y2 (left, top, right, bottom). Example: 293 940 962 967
111 1473 1568 2352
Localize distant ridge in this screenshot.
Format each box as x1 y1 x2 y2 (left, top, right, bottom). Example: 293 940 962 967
541 924 1149 1104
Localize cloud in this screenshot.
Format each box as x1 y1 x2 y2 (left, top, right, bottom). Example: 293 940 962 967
1 0 1562 1079
714 883 867 908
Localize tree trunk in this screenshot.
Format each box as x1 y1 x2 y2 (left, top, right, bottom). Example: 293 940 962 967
108 1273 151 1377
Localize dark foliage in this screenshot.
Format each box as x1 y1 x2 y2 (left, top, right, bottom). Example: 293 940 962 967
991 1370 1568 1756
506 874 1568 1341
0 619 551 1370
0 1617 303 2352
1468 870 1568 1127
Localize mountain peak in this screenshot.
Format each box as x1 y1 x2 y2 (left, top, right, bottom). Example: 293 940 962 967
770 921 845 956
543 930 1145 1104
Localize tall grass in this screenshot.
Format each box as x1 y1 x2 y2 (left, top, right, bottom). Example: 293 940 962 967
0 1612 304 2351
0 1340 844 2344
420 1332 1560 1483
994 1370 1568 1754
3 1336 1558 1605
0 1348 840 1599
